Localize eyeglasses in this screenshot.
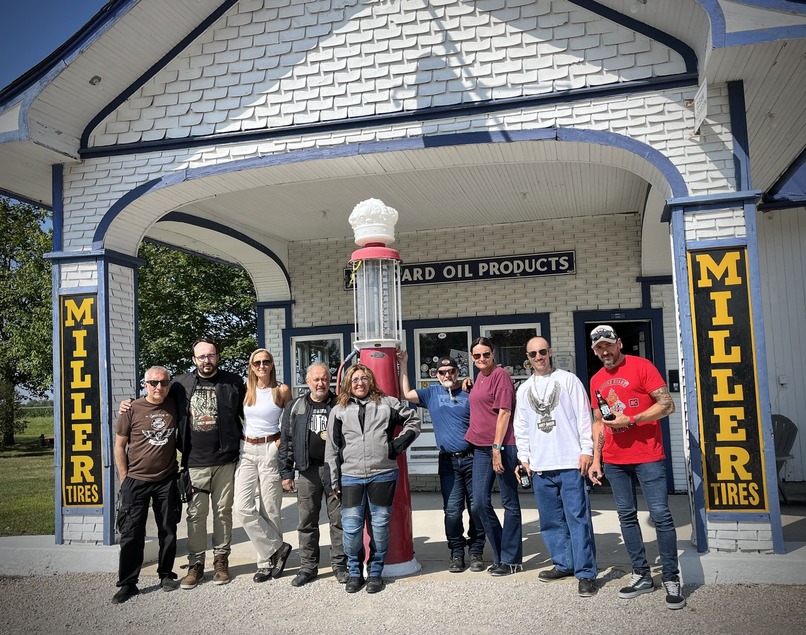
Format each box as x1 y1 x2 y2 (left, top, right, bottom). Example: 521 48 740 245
471 352 492 360
590 328 617 342
252 360 273 367
351 377 370 385
527 348 549 359
144 379 170 387
437 369 457 376
195 354 217 361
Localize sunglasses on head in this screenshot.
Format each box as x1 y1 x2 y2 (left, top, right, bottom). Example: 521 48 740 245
527 348 549 359
590 328 617 342
144 379 170 387
252 359 273 367
472 352 492 360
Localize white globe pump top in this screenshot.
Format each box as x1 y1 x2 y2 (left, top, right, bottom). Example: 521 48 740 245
349 198 398 247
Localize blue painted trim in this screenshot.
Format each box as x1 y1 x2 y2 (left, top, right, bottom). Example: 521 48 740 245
56 285 98 296
52 263 64 544
670 208 708 552
79 0 239 148
97 259 115 545
573 308 673 486
571 0 698 72
160 212 292 291
45 248 146 269
0 189 52 210
81 73 698 158
144 237 245 270
707 512 771 522
685 237 748 250
760 145 806 210
728 81 752 191
91 129 688 248
742 198 785 553
668 190 762 208
51 165 63 252
698 0 806 48
637 275 673 309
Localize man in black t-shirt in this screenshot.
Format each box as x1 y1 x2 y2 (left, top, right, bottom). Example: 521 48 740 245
279 363 347 587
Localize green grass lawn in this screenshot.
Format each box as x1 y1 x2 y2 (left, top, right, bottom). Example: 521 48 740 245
0 416 55 536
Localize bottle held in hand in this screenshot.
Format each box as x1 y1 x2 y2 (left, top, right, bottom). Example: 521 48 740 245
516 460 531 489
596 389 616 421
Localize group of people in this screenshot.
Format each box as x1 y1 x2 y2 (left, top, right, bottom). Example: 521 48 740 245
113 337 420 603
113 324 685 610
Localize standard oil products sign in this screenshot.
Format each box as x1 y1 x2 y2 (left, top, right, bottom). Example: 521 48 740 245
344 251 575 289
60 294 103 507
688 248 767 512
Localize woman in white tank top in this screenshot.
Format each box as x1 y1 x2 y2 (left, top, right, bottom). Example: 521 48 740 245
233 348 292 583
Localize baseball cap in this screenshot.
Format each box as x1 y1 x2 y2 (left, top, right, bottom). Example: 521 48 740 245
437 356 459 370
590 325 619 348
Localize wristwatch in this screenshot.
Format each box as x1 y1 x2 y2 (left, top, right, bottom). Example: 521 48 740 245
492 443 505 451
629 416 636 426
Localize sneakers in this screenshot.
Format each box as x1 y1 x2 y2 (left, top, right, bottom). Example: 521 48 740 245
160 577 180 592
270 542 292 579
489 563 522 577
180 562 204 589
111 584 138 604
449 556 465 573
365 576 385 594
253 567 272 583
663 578 687 609
538 567 574 583
469 554 485 572
334 568 350 584
618 572 655 599
578 578 597 597
212 554 231 585
345 576 365 593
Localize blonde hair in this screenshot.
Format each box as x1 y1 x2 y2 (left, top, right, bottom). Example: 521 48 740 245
245 348 287 407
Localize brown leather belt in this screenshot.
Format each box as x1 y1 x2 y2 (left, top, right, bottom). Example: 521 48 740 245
242 433 280 444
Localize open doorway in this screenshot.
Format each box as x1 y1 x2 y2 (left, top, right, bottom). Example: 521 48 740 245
583 320 655 388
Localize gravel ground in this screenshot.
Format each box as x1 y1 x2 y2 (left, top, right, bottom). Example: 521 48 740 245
2 570 805 635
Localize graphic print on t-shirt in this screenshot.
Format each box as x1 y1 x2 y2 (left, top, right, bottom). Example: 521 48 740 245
142 412 174 446
190 383 218 432
309 402 329 439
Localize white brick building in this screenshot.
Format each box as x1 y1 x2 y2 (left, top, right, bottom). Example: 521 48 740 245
1 0 804 569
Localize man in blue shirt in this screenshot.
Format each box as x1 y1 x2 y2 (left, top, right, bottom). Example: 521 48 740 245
399 351 486 573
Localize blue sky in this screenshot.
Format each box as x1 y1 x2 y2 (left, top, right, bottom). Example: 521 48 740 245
0 1 108 89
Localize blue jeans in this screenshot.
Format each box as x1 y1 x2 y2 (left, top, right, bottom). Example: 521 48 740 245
532 469 597 579
605 460 680 581
439 452 485 558
340 470 398 578
472 445 522 566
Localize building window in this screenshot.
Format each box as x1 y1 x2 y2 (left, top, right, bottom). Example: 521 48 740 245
291 335 343 397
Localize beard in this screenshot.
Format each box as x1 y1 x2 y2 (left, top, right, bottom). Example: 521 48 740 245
441 378 454 389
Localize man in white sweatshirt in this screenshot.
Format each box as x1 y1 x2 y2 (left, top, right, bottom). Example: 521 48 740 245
513 336 597 597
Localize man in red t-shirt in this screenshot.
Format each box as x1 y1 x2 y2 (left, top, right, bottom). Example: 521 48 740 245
587 325 685 610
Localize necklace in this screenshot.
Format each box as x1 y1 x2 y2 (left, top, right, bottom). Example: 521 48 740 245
527 371 559 433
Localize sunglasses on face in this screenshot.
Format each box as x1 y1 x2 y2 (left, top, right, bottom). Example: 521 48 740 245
144 380 170 387
252 359 273 367
472 352 492 360
527 349 549 359
437 369 457 376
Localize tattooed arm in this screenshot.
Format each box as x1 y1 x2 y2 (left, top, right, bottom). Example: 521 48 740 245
588 414 605 485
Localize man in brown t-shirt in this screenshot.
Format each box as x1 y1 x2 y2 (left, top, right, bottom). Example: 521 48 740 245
112 366 180 604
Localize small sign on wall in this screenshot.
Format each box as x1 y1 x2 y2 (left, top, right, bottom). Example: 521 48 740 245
344 251 575 289
693 79 707 135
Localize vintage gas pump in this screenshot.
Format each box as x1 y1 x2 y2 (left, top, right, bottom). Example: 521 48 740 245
347 198 420 576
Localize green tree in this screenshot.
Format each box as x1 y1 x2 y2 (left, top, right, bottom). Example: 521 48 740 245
0 198 53 445
137 242 258 378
